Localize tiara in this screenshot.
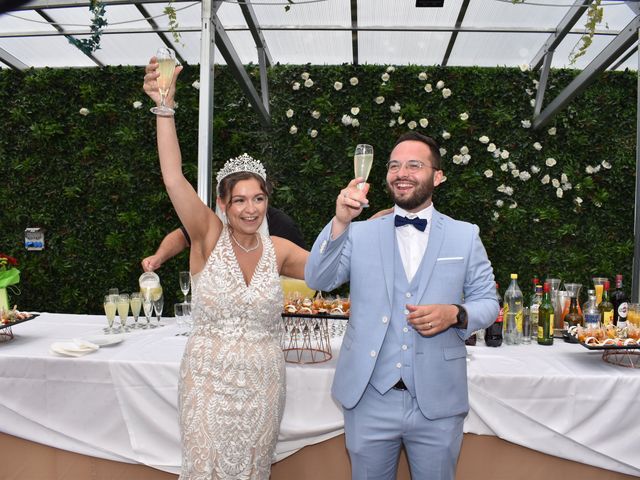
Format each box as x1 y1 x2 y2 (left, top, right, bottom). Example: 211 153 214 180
216 153 267 193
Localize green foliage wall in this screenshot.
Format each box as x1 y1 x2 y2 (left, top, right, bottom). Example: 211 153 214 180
0 64 636 313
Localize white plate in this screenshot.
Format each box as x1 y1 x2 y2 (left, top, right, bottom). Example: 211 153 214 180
84 334 124 347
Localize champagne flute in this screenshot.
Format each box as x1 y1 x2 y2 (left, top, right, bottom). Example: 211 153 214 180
183 301 192 336
354 144 374 191
150 47 177 117
153 295 164 327
174 303 185 335
142 296 153 329
103 295 117 333
179 271 191 302
116 294 130 332
130 292 142 329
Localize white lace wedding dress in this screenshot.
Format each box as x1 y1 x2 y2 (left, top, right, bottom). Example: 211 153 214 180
178 226 285 480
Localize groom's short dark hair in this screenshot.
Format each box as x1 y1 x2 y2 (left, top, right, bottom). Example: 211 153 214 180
393 132 442 170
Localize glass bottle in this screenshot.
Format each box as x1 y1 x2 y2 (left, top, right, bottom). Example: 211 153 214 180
530 276 540 304
611 274 629 327
583 291 600 328
564 295 583 329
503 273 523 345
538 282 554 345
485 282 503 347
598 280 614 327
529 284 543 342
582 289 595 317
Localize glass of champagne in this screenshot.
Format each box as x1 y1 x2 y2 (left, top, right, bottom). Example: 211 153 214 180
104 295 117 333
183 301 192 336
150 47 177 117
179 271 191 302
116 294 130 332
354 144 374 191
154 295 164 327
174 303 185 335
130 292 142 329
142 296 153 328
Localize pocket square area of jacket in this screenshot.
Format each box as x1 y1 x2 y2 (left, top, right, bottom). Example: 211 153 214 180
436 256 464 262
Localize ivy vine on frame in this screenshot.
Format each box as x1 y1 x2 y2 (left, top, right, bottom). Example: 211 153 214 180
67 0 107 55
164 3 183 46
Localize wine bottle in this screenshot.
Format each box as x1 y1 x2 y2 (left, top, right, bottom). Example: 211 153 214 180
529 284 542 342
598 280 614 327
538 282 554 345
485 282 503 347
611 274 629 327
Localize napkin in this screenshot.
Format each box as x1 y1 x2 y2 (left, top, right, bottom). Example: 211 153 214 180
50 338 100 357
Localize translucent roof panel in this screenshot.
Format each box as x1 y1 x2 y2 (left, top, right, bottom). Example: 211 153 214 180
359 0 464 27
0 36 97 67
359 31 453 66
252 0 350 27
451 32 548 68
263 30 352 65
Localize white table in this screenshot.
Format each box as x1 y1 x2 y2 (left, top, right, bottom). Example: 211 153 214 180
1 314 639 477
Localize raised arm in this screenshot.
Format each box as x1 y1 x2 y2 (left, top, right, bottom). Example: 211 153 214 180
141 228 189 272
143 58 220 269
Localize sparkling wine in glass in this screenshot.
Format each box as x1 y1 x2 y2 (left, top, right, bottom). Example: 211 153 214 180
153 295 164 327
179 271 191 302
142 297 153 328
130 292 142 329
354 144 373 191
104 295 117 333
151 47 177 117
116 294 130 332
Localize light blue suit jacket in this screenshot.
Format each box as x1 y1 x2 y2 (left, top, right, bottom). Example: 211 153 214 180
305 208 499 419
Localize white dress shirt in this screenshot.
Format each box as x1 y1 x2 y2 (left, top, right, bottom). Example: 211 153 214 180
394 204 433 282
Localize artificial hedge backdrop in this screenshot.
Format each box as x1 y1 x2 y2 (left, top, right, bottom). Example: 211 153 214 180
0 64 636 314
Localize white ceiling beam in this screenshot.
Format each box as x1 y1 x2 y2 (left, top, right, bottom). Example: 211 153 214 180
239 0 272 67
0 46 28 70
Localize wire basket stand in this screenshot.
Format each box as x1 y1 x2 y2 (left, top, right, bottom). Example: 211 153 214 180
602 350 640 369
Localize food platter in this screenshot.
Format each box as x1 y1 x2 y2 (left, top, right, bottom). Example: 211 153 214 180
0 313 39 330
579 340 640 351
282 312 348 320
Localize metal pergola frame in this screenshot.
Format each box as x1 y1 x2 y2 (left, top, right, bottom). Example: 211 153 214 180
3 0 640 299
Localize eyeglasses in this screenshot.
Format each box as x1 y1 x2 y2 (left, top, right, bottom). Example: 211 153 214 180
386 160 438 173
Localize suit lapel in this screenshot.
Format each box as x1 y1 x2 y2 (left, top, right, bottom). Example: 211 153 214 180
378 215 396 305
416 209 445 300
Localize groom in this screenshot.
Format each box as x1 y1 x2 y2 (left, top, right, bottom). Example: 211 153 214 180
305 132 498 480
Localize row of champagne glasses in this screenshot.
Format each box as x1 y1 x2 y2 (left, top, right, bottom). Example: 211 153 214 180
103 288 163 333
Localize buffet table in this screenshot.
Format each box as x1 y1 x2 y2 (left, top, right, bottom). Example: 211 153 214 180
1 313 639 478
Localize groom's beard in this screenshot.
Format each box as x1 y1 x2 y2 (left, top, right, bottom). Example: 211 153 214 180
386 176 434 211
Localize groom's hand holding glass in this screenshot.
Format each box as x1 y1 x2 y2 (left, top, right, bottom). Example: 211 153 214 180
331 177 370 239
143 49 183 116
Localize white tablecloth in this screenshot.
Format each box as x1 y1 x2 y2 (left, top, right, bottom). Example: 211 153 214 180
1 314 639 476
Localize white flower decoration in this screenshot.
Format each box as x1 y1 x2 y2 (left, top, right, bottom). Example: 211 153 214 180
419 118 429 128
310 129 318 138
460 146 469 155
541 174 550 184
459 112 469 121
311 110 321 119
530 99 536 107
500 150 510 160
462 154 471 165
352 118 360 128
601 160 612 169
289 125 298 134
397 116 405 125
586 165 594 174
548 127 557 136
594 165 601 173
341 114 352 126
507 161 515 170
511 169 520 178
79 108 90 116
575 197 583 206
533 79 539 88
292 82 300 90
389 119 396 127
386 66 395 73
390 102 401 114
521 119 531 128
509 202 518 209
304 79 314 88
500 163 508 172
418 72 428 81
301 72 310 80
497 184 506 193
533 142 542 151
493 211 500 220
556 188 563 198
594 201 602 208
334 81 343 91
552 178 560 188
479 135 490 144
424 84 433 93
561 173 568 184
191 80 200 90
519 63 530 72
484 169 494 178
381 73 390 82
545 157 557 167
530 165 540 174
442 131 451 140
439 148 447 156
408 120 417 130
442 88 452 98
132 101 142 109
286 109 294 118
375 96 385 104
562 183 572 191
351 107 360 116
505 186 514 196
487 143 496 153
519 171 531 181
436 80 445 90
453 155 463 165
350 77 359 86
496 199 504 207
525 88 533 96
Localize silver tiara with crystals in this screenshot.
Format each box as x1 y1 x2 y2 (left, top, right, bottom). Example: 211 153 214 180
215 153 267 194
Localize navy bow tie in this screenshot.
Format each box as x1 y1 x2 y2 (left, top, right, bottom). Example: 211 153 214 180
394 215 427 232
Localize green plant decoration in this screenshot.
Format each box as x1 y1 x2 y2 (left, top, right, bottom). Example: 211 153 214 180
164 3 183 45
67 0 108 55
569 0 604 65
